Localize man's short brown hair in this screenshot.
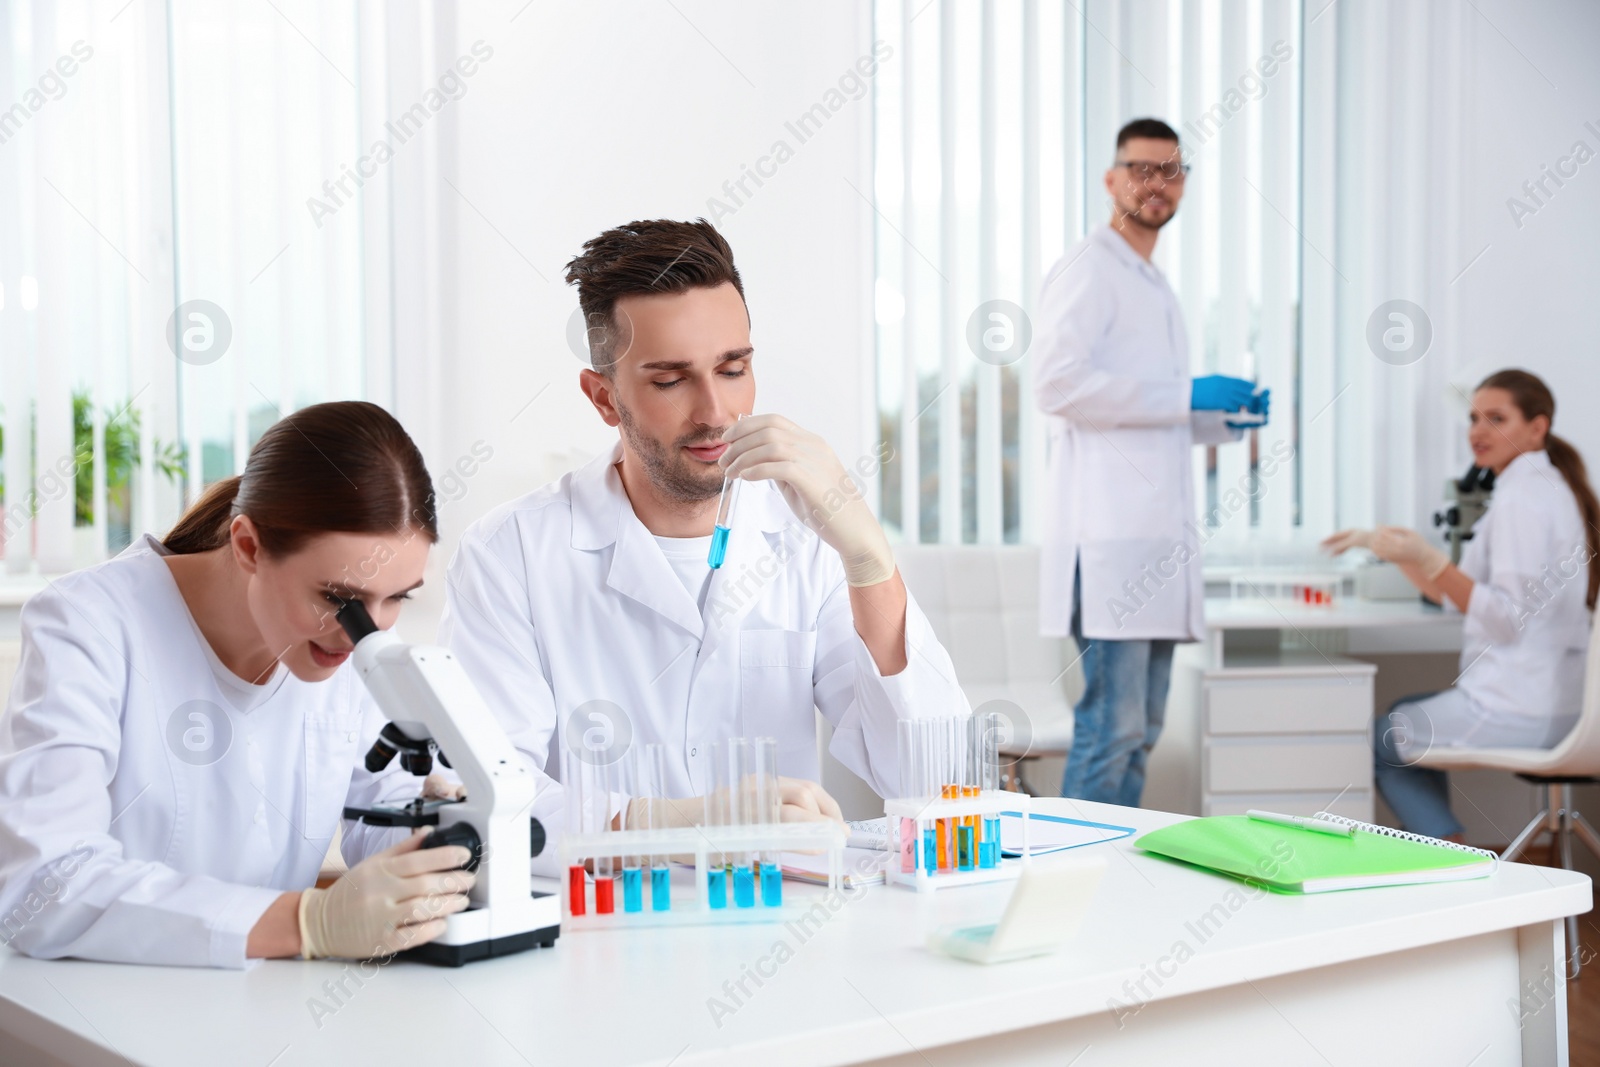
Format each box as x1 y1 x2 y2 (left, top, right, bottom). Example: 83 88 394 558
564 218 746 373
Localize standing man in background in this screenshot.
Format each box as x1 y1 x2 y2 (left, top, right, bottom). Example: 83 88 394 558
1033 118 1267 806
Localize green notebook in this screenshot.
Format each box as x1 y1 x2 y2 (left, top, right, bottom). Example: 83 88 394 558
1135 814 1497 894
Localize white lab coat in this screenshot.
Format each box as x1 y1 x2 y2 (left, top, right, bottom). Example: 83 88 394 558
0 536 416 968
436 444 968 874
1033 225 1240 641
1446 449 1592 732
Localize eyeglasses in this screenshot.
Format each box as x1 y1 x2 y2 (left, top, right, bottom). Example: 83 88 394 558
1115 160 1191 183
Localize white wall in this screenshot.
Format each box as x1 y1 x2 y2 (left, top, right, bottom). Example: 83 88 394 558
402 0 877 639
1453 0 1600 470
1327 0 1600 534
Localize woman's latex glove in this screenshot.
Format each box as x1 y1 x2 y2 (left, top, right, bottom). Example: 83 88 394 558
624 776 846 829
299 830 474 960
1320 529 1375 556
1369 526 1451 581
720 414 895 587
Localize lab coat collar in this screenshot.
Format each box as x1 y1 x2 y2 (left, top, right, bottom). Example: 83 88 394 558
1094 223 1165 281
569 441 794 549
1497 448 1551 488
568 441 801 640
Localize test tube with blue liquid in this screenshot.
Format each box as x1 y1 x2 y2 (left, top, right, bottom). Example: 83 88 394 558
706 742 730 909
707 414 747 569
756 738 783 907
979 712 1002 868
621 749 645 913
729 739 757 908
646 744 672 912
919 723 938 873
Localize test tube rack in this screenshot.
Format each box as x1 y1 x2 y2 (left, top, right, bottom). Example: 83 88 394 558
1228 572 1341 608
882 790 1030 892
559 821 846 929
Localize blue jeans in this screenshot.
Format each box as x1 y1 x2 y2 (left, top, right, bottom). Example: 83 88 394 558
1059 571 1176 807
1373 691 1464 839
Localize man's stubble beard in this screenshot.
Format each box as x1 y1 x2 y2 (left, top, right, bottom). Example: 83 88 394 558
615 398 724 504
1122 195 1176 232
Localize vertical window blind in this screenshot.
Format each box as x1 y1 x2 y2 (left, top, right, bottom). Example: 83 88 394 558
872 0 1308 554
0 0 378 575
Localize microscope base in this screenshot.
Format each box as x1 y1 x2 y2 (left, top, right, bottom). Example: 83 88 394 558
398 923 560 967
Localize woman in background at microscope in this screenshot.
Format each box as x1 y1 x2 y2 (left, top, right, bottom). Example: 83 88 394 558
0 402 471 967
1323 369 1598 841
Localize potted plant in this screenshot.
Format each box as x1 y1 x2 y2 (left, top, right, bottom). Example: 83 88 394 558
0 395 185 568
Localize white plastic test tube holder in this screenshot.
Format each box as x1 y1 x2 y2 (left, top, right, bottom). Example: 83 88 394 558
883 791 1031 892
559 822 846 928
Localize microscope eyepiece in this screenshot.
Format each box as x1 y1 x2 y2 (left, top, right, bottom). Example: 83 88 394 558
335 599 380 645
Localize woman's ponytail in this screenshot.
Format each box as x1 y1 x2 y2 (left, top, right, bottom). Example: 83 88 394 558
163 476 242 555
1544 432 1600 611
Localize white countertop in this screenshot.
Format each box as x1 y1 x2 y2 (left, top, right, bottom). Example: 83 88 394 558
0 577 48 608
0 798 1588 1067
1202 595 1464 631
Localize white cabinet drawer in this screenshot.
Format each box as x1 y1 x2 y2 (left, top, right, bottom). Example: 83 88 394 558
1206 679 1371 735
1206 737 1371 794
1202 791 1374 822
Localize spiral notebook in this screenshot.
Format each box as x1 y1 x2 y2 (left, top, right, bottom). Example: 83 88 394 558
1135 812 1498 894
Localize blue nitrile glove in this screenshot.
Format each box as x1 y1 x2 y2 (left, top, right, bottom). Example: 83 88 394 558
1190 375 1256 412
1227 387 1270 429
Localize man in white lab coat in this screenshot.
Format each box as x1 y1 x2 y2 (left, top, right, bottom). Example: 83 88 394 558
1035 119 1267 806
438 219 965 865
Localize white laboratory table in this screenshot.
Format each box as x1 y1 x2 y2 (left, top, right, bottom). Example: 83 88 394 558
0 798 1590 1067
1200 595 1466 662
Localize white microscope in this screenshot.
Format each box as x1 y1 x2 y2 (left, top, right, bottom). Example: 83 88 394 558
336 599 561 966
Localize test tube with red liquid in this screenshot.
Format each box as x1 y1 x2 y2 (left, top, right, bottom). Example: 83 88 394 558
563 749 588 916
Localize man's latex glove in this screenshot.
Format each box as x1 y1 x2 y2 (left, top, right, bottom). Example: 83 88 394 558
1369 526 1451 581
1191 374 1256 412
299 830 474 960
624 776 846 830
1227 387 1271 429
720 414 895 587
1320 529 1375 555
